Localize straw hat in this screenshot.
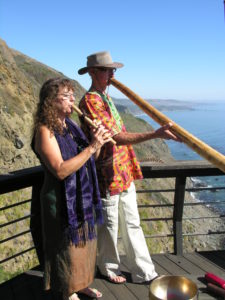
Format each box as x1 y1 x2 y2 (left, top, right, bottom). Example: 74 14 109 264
78 51 124 75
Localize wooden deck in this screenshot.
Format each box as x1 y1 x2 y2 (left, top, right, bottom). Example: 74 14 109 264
1 250 225 300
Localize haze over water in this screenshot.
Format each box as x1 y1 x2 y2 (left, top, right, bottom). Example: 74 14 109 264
140 101 225 214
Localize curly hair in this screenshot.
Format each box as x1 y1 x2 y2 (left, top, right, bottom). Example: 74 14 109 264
33 77 75 135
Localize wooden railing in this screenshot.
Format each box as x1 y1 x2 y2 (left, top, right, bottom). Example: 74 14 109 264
0 161 224 267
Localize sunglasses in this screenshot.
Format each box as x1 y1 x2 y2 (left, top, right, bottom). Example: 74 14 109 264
97 67 117 73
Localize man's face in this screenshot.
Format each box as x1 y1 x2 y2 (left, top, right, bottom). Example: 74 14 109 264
94 67 116 87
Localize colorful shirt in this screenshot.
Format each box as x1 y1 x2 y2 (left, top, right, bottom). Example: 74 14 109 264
79 91 143 197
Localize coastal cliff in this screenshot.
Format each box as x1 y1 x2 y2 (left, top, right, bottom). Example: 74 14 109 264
0 38 85 173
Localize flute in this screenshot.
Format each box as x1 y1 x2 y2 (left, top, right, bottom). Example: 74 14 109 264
110 78 225 173
72 103 116 145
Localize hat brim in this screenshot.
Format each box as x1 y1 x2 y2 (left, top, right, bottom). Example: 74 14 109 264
78 62 124 75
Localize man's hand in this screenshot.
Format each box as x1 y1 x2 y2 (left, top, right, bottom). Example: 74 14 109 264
153 122 182 142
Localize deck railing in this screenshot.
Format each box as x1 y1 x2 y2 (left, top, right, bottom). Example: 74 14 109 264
0 161 225 268
139 161 225 255
0 166 43 267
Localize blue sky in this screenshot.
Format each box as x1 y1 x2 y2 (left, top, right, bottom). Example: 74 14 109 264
0 0 225 101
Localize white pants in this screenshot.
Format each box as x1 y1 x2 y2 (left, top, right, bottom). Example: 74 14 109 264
97 182 158 283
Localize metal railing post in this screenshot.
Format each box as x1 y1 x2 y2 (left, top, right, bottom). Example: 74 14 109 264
173 175 186 255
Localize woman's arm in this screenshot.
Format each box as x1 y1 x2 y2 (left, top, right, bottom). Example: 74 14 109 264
35 125 110 180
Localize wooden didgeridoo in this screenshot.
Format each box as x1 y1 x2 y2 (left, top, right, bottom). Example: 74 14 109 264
72 103 116 145
110 78 225 173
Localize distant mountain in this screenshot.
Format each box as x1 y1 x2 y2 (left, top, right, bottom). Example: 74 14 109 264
0 38 174 174
113 97 197 115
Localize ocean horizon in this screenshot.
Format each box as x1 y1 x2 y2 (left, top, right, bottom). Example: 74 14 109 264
138 100 225 214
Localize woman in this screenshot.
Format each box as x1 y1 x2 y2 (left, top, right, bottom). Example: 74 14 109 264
32 77 111 300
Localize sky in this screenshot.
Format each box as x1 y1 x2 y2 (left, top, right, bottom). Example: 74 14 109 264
0 0 225 101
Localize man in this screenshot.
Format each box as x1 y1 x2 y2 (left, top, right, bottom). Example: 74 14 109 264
78 51 180 284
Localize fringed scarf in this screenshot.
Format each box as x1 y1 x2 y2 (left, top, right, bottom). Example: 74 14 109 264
55 117 103 246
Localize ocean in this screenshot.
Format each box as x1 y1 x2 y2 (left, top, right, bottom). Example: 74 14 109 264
139 101 225 214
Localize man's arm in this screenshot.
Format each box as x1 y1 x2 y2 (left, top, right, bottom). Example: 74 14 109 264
80 94 181 146
114 123 181 145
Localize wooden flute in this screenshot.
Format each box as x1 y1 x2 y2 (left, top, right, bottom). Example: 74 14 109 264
72 103 116 145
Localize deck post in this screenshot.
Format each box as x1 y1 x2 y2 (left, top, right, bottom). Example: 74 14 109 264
173 175 186 255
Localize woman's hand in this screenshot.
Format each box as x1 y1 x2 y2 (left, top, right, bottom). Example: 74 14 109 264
89 120 112 154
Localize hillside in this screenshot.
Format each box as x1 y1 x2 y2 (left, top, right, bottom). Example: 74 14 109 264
0 38 86 174
0 38 174 174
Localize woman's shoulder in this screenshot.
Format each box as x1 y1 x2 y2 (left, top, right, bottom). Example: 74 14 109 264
36 125 55 141
37 124 50 134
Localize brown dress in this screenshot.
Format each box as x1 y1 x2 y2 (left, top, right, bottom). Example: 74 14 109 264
41 170 97 299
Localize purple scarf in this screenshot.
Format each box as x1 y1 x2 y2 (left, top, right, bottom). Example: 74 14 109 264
55 117 103 246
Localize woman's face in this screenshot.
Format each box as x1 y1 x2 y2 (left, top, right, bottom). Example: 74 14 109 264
55 86 75 116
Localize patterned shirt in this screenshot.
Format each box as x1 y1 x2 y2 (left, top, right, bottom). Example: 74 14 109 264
79 91 143 197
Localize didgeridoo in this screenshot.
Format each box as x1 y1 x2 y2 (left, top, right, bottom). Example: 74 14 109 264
72 103 116 145
110 78 225 173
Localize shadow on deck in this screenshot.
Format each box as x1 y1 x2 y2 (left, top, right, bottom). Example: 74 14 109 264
1 250 225 300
